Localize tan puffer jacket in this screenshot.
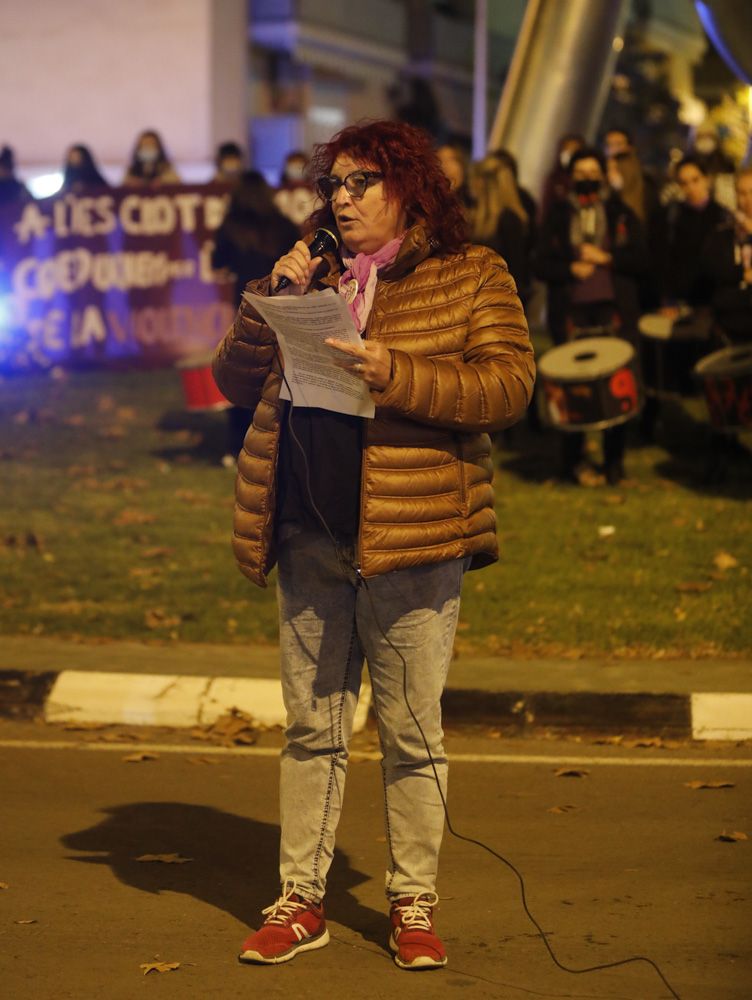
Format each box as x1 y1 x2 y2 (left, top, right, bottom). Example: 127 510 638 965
212 224 535 587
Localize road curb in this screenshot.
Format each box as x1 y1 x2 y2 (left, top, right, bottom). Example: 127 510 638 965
1 668 750 740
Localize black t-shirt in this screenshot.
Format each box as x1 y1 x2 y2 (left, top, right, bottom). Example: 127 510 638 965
276 405 362 542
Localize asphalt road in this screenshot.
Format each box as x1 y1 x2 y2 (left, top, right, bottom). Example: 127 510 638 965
0 721 750 1000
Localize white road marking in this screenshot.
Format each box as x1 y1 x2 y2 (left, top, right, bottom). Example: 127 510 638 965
0 739 750 766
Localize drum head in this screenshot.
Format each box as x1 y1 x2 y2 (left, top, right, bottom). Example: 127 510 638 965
538 337 634 382
694 345 752 379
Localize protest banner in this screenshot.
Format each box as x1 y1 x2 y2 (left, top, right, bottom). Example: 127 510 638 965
0 184 237 372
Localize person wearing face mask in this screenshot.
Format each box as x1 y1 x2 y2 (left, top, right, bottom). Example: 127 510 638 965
213 119 534 971
540 132 585 220
60 144 109 194
123 129 180 187
690 122 734 178
273 150 319 226
213 141 245 185
535 146 647 484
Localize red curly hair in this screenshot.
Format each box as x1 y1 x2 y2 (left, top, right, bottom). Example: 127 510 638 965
308 120 468 253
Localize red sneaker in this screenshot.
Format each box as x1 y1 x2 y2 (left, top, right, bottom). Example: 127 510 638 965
238 879 329 965
389 892 447 970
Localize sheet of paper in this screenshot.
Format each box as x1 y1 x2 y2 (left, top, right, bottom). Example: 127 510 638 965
244 288 375 418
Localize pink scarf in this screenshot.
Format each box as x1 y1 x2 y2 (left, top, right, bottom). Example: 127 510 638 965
338 235 405 332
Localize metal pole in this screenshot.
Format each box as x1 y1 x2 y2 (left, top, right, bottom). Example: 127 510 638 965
488 0 630 196
472 0 488 160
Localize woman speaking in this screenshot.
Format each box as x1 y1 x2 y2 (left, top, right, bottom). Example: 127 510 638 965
213 120 534 970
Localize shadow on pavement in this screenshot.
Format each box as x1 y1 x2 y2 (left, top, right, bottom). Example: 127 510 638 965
60 802 387 949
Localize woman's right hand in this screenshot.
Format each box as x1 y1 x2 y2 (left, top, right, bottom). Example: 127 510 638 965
270 240 323 296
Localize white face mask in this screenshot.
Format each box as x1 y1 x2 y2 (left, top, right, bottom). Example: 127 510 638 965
285 163 306 182
138 147 160 164
695 137 717 155
559 149 573 169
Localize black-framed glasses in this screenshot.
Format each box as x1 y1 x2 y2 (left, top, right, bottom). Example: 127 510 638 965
316 170 384 201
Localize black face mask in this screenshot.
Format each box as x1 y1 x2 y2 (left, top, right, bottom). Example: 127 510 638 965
573 179 601 196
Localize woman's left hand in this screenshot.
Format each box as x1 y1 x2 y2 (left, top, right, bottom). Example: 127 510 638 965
325 338 392 390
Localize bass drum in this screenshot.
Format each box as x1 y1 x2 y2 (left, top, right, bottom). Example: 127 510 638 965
538 337 643 432
638 311 710 398
693 344 752 432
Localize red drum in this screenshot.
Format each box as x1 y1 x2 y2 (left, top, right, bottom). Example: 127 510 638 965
638 311 711 398
693 345 752 432
538 337 643 432
177 357 230 412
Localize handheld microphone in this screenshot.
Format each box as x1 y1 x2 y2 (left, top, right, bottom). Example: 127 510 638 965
274 227 340 292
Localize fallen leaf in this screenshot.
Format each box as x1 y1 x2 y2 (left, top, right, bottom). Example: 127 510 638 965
715 831 748 843
0 881 9 889
114 508 157 527
597 525 616 539
554 768 589 778
62 721 113 735
684 780 735 790
140 546 174 560
186 756 221 766
134 853 193 864
592 735 624 746
622 737 664 749
15 919 37 924
144 608 181 629
547 805 577 814
713 551 739 572
122 752 159 763
191 708 259 747
140 962 180 975
675 581 713 594
673 606 687 622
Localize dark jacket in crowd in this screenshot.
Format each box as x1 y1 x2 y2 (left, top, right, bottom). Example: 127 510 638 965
535 194 647 345
653 199 730 308
477 208 531 306
212 212 299 306
702 217 752 344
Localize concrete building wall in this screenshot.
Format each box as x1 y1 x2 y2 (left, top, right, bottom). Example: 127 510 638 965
0 0 247 183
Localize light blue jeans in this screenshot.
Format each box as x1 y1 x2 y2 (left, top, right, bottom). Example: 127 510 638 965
276 528 467 902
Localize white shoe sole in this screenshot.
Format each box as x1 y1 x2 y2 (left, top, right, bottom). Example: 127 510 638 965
389 931 447 970
238 928 330 965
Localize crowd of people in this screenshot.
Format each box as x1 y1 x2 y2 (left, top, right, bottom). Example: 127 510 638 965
436 125 751 485
2 121 750 482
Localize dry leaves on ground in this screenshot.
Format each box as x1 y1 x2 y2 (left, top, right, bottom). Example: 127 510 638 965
684 780 735 790
675 581 713 594
554 768 589 778
191 708 260 747
134 853 193 864
713 551 739 572
715 831 748 843
0 881 9 889
186 756 221 766
547 805 577 814
122 752 159 763
144 608 181 630
140 962 180 975
15 919 37 924
113 508 157 527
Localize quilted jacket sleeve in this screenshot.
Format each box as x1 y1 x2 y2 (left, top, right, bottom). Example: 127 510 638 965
373 257 535 434
212 275 276 411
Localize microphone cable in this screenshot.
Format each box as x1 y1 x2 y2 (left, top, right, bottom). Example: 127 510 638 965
269 341 683 1000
